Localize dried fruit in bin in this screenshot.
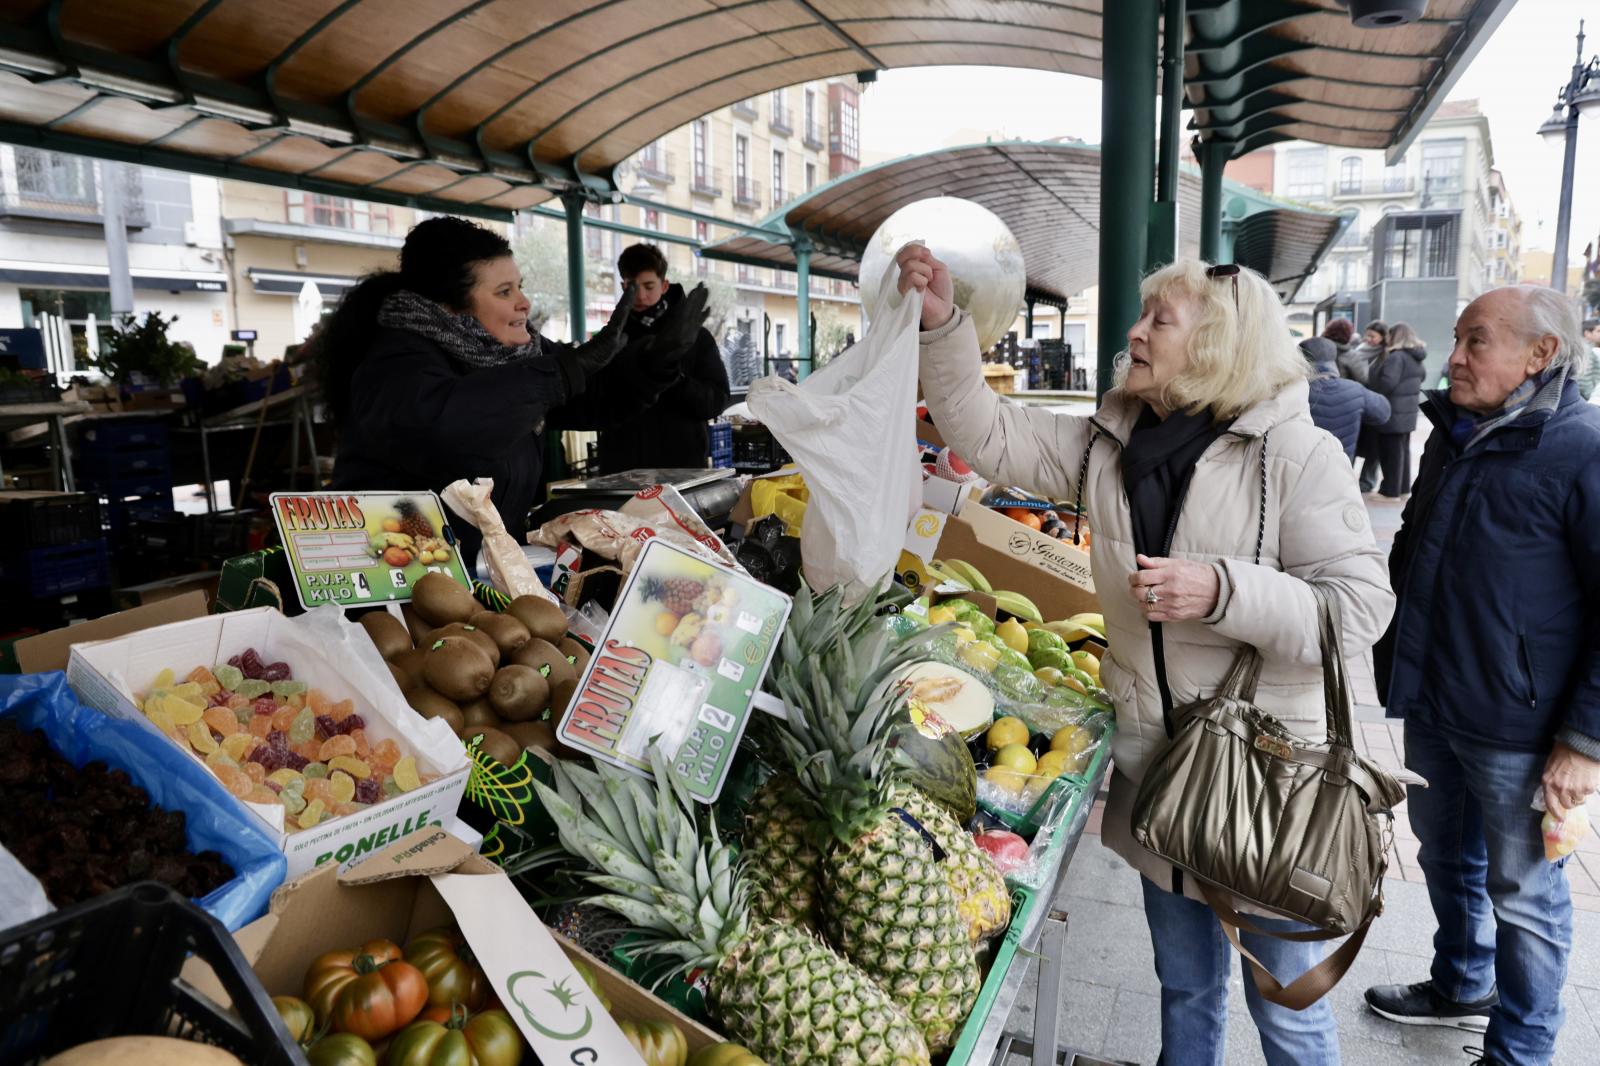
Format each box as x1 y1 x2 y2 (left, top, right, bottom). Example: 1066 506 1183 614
136 648 438 833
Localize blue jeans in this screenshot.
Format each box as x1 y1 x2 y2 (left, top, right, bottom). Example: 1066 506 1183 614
1141 876 1340 1066
1405 719 1573 1065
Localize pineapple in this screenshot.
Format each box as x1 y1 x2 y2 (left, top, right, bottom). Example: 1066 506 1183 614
393 498 433 540
744 773 822 928
891 784 1011 944
640 575 704 617
768 587 980 1054
532 749 930 1066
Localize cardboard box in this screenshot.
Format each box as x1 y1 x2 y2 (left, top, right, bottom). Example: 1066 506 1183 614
66 606 469 878
241 828 723 1062
14 590 209 674
934 488 1099 623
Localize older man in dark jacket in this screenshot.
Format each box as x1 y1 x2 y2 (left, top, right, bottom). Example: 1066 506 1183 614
1299 336 1391 459
1367 286 1600 1066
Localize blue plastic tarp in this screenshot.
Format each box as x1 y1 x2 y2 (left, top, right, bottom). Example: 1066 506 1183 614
0 671 286 930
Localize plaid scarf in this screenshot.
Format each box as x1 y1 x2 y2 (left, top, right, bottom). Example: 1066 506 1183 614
376 289 541 368
1448 365 1564 451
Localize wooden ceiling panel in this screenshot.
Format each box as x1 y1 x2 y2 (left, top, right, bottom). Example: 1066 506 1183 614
0 72 96 126
60 0 200 56
159 117 275 160
54 97 194 145
173 0 336 83
237 135 353 174
1274 10 1455 57
0 1 50 26
479 184 554 210
433 174 509 202
370 161 464 194
272 0 486 106
309 149 411 184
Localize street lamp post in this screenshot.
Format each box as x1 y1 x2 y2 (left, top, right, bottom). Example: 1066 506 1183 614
1538 20 1600 295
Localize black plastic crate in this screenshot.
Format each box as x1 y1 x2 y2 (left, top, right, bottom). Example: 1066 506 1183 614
75 417 169 452
729 421 790 475
0 379 61 405
0 882 304 1066
0 539 110 598
0 493 102 551
75 445 173 483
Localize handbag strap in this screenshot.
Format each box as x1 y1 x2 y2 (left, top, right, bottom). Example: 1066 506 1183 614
1198 880 1376 1011
1217 645 1264 703
1311 584 1355 750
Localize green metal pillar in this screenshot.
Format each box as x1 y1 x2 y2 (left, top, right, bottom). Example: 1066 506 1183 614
1198 139 1231 264
1024 299 1035 338
1096 0 1160 398
1147 0 1186 272
561 189 588 341
795 240 812 380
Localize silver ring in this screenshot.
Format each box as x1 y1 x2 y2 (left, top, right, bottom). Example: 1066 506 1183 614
1145 587 1160 606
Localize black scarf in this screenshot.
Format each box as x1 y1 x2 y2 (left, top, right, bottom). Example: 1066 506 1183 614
1122 404 1232 558
376 289 542 368
632 283 679 330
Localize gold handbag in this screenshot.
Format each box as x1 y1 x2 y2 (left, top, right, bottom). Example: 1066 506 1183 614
1131 586 1405 1009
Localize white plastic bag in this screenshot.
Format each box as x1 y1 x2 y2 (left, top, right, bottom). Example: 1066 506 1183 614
748 267 923 601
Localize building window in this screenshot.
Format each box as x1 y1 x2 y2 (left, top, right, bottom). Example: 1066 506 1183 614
1285 147 1326 199
1420 139 1465 209
805 162 816 192
694 221 709 275
775 322 786 354
735 135 748 186
285 191 392 233
14 148 96 205
1383 161 1407 193
772 149 785 206
643 208 661 232
1338 157 1363 194
584 203 602 259
692 120 709 182
838 98 859 159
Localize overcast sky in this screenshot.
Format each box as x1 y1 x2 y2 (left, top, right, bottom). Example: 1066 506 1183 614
859 0 1599 259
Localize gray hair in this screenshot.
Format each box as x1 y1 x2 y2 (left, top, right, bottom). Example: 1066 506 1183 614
1503 285 1587 370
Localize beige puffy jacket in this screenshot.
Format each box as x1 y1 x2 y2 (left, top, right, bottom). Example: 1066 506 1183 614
920 311 1396 897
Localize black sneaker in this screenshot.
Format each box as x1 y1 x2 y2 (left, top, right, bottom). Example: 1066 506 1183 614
1464 1046 1506 1066
1365 981 1496 1033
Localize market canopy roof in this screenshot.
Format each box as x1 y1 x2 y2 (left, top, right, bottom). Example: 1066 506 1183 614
0 1 1513 218
702 142 1350 304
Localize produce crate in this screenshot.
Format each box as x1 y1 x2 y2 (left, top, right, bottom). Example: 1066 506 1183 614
979 722 1113 837
708 419 733 467
0 882 303 1066
0 378 61 405
729 421 790 474
78 469 174 503
76 445 173 483
0 539 110 598
75 418 169 451
0 492 102 551
946 882 1041 1066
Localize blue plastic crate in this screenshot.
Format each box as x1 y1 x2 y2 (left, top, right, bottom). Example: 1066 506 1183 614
75 418 169 452
0 539 110 598
76 445 172 483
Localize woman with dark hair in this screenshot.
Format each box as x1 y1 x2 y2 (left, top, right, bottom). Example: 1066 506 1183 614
1364 321 1427 497
1320 317 1354 357
1342 320 1388 490
313 216 633 564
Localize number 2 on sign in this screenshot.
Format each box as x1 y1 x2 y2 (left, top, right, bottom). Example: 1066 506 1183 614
351 572 372 599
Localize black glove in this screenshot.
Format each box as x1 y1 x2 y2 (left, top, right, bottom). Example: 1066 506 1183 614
570 283 635 376
653 282 710 359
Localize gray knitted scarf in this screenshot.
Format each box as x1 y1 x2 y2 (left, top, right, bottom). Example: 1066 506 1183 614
377 289 541 367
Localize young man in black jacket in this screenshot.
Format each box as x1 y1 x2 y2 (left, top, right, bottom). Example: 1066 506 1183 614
584 244 731 474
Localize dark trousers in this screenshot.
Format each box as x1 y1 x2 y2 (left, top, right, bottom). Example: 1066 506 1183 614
1355 432 1410 495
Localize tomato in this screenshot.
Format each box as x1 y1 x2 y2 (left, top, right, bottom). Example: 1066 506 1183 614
620 1019 688 1066
273 994 317 1045
386 1007 524 1066
303 938 429 1041
405 927 491 1011
305 1033 379 1066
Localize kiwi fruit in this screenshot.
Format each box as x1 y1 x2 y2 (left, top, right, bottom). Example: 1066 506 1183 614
512 638 579 715
430 622 501 668
423 636 494 701
469 726 523 767
405 688 463 733
507 595 568 644
412 572 479 627
386 662 414 693
488 664 549 722
502 719 557 753
390 648 428 690
558 636 591 674
358 610 413 660
469 610 531 658
459 697 501 732
401 603 434 647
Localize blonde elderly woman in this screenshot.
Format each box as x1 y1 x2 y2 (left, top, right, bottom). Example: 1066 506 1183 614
900 247 1395 1066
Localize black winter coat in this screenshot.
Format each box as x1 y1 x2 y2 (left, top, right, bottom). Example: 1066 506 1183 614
577 284 731 474
1307 365 1392 459
1368 346 1428 434
332 326 585 563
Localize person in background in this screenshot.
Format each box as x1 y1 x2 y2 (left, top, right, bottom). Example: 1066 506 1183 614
581 243 731 473
316 216 633 566
1364 322 1428 498
1368 286 1600 1066
1342 320 1389 490
1321 317 1355 361
909 246 1393 1066
1579 317 1600 400
1299 336 1391 460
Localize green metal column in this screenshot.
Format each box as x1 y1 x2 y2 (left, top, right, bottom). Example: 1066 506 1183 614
795 240 812 380
561 189 588 341
1198 139 1231 264
1147 0 1186 271
1025 298 1035 338
1096 0 1160 398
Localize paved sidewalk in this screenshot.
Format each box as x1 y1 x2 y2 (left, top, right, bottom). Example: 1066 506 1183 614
1002 482 1600 1064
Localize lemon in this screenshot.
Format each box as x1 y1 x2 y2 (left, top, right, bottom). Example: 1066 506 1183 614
983 765 1030 796
1033 667 1064 687
1050 724 1094 757
994 743 1038 774
997 618 1030 654
928 605 958 626
957 640 1002 674
1035 749 1074 780
986 715 1030 751
1071 650 1101 682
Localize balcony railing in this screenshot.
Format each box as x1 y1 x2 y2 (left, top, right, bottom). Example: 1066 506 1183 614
691 165 723 197
2 153 147 227
769 105 793 136
733 176 762 208
802 122 824 149
1332 176 1415 197
736 264 758 285
732 98 759 119
770 189 789 211
635 149 675 183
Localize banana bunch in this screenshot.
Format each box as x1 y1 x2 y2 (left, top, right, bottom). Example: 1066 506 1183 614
381 531 415 550
1039 613 1105 643
927 559 1045 624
